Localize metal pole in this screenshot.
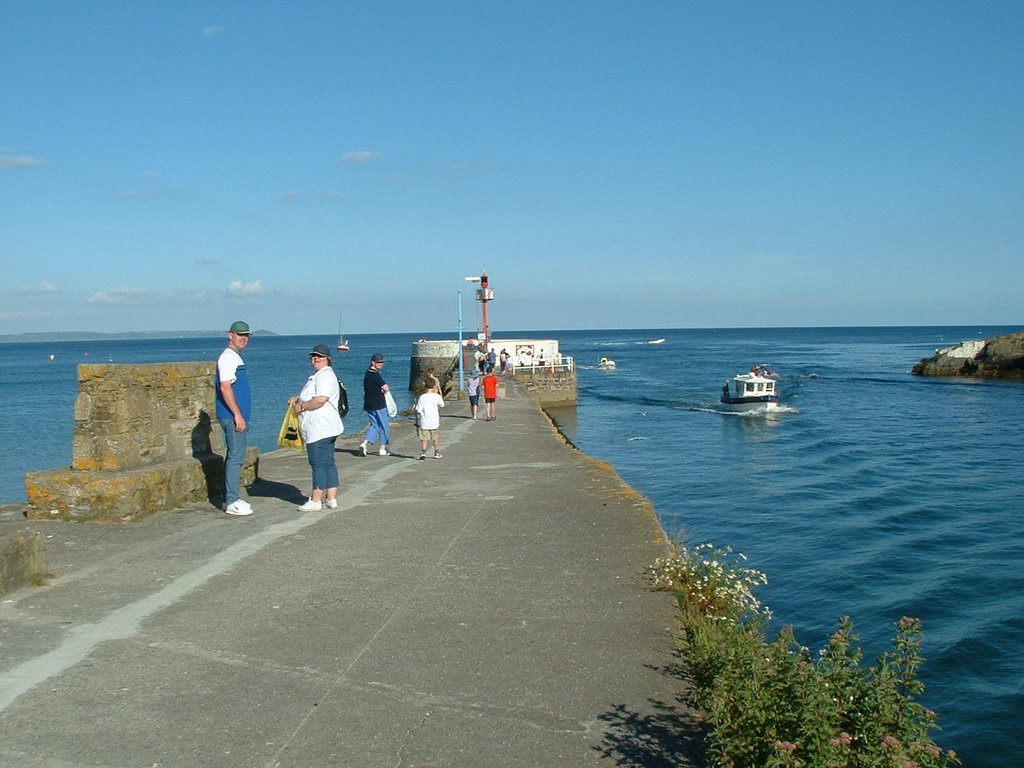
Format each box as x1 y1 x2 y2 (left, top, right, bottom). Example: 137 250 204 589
457 289 464 391
480 272 490 351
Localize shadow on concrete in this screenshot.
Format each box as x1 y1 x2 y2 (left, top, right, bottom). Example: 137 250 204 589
594 661 707 767
247 478 306 505
192 410 222 508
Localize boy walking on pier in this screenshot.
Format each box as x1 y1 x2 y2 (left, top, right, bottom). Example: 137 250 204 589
482 366 499 421
415 378 445 459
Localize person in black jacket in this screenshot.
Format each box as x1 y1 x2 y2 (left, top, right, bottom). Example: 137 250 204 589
360 353 391 456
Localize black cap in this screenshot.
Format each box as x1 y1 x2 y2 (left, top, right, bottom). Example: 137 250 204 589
371 353 384 362
310 344 331 357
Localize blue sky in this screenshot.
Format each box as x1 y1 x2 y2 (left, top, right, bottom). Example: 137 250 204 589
2 1 1022 336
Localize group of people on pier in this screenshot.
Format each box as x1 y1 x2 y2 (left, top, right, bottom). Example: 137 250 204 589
214 321 501 518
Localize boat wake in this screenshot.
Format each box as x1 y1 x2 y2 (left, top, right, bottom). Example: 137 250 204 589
684 403 798 417
720 403 797 417
584 338 669 347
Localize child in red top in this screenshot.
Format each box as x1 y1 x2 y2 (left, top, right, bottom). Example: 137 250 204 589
481 367 499 421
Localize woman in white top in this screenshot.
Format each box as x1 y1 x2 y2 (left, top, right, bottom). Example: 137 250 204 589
289 344 344 511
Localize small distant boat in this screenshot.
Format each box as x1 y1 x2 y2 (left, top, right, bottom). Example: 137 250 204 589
647 338 666 344
598 356 617 370
720 364 780 411
336 312 350 352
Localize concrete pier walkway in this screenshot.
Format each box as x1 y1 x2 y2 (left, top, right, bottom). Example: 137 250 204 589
0 382 703 767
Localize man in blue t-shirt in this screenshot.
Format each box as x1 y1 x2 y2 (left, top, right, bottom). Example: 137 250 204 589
216 320 254 516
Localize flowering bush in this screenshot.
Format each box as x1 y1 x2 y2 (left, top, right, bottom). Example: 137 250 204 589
648 542 770 623
649 544 959 767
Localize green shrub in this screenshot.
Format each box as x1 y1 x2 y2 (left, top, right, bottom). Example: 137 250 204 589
652 542 959 768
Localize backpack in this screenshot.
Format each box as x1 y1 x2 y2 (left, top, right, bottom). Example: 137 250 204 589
337 379 350 418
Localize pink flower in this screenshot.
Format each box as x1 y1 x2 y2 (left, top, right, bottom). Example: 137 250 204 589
829 732 852 748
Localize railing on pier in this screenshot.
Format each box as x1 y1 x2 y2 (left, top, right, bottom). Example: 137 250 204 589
509 356 575 375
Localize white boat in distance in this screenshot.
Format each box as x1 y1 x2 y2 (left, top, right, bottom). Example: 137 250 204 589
647 338 666 344
337 312 350 352
720 364 780 411
598 356 617 370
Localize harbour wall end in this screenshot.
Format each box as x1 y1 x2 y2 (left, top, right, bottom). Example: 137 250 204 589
409 338 577 405
24 362 258 522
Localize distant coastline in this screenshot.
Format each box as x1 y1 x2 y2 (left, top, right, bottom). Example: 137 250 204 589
2 324 1020 346
0 330 279 344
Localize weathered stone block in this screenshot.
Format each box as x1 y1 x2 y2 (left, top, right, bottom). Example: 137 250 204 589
24 361 258 522
71 362 224 471
25 448 258 522
0 529 47 595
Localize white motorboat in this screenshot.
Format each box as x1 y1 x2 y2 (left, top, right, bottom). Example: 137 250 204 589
336 312 350 352
598 356 617 370
720 364 780 411
647 338 666 344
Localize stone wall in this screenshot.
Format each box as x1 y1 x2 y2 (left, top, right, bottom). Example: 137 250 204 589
409 340 461 395
24 362 258 522
71 362 224 470
513 369 578 405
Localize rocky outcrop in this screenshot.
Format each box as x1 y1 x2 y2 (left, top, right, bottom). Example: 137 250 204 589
912 332 1024 378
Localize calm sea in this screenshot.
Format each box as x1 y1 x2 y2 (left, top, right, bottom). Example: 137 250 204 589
1 326 1021 764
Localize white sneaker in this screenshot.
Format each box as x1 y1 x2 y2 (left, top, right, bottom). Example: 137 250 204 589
298 499 323 512
224 500 253 516
324 498 338 509
359 442 368 456
379 448 391 456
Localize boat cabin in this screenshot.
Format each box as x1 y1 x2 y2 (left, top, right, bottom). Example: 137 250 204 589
720 364 780 411
729 375 776 398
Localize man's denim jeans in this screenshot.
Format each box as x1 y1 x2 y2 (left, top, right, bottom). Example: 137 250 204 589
219 418 248 505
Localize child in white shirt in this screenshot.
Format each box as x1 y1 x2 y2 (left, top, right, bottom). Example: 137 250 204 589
414 378 445 459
